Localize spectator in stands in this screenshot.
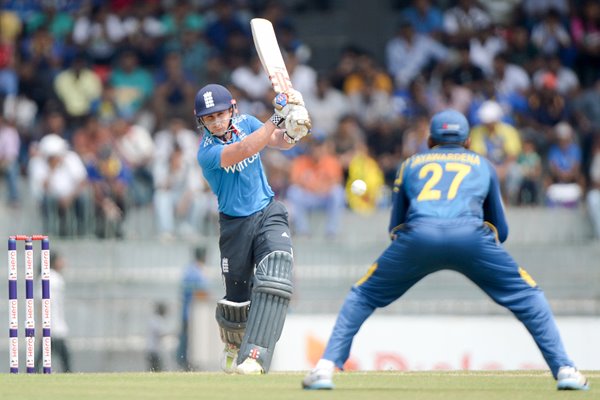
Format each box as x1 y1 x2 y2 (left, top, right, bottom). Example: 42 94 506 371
0 113 20 206
443 0 492 46
0 22 19 99
401 113 430 160
571 77 600 174
152 51 195 128
570 0 600 87
71 115 113 167
198 53 232 90
477 0 521 26
28 134 90 237
72 3 126 66
519 0 570 31
467 79 525 128
531 8 571 56
26 4 74 43
545 122 584 208
447 43 485 93
469 100 522 202
344 53 393 97
230 55 272 103
365 118 404 187
284 46 318 99
400 0 444 39
505 26 541 76
430 73 472 115
112 117 155 206
331 114 365 176
523 72 569 149
259 1 296 39
90 83 119 125
530 8 573 63
153 144 208 240
515 137 543 205
41 110 71 143
347 70 395 131
385 18 448 89
154 117 198 165
0 10 21 45
53 55 103 129
393 76 433 120
329 45 362 92
120 2 166 69
261 145 293 201
586 136 600 239
165 27 211 85
277 24 312 66
345 141 385 215
491 52 531 97
287 135 345 238
109 50 154 120
204 1 248 53
86 144 131 238
18 27 63 114
304 73 351 136
468 24 507 77
532 54 579 97
160 2 205 38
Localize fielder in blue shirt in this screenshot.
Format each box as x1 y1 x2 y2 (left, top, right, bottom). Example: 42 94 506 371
194 83 310 375
303 109 589 391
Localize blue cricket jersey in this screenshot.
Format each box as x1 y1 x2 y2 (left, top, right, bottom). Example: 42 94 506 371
390 145 508 242
197 114 274 217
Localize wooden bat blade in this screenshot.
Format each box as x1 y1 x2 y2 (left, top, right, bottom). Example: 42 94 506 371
250 18 293 92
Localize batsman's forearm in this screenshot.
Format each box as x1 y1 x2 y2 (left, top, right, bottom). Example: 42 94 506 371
269 129 295 149
239 122 276 155
221 122 276 167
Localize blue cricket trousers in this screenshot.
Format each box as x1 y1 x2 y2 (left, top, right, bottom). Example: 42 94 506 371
322 222 573 378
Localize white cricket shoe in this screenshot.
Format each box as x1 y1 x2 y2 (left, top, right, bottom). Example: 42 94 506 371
302 359 334 390
235 358 264 375
221 344 238 374
557 366 589 390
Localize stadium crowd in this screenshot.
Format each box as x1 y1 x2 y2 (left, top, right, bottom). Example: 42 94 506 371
1 0 600 239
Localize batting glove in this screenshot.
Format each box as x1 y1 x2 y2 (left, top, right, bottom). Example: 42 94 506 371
283 106 311 144
273 89 305 119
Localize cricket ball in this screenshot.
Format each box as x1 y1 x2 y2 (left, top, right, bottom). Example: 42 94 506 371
350 179 367 196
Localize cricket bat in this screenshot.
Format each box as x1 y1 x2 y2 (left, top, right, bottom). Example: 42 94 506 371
250 18 293 93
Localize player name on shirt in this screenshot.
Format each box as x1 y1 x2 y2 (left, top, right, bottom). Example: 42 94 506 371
411 152 481 167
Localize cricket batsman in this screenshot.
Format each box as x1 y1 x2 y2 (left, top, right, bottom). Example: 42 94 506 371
194 83 310 374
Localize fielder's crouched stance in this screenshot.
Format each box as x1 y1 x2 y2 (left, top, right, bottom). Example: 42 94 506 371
194 83 310 374
302 109 589 391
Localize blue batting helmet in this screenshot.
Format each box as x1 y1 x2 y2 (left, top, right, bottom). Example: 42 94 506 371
194 84 235 118
429 109 470 143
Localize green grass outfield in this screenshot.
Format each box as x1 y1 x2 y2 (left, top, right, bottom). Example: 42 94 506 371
1 370 598 400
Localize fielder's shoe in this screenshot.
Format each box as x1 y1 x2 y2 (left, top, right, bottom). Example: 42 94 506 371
557 366 590 390
302 359 334 390
235 358 264 375
221 344 239 374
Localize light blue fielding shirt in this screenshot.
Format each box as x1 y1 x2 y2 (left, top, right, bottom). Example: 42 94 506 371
197 114 274 217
